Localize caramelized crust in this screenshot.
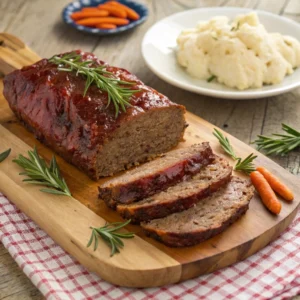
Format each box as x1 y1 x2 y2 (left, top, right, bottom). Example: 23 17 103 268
117 156 232 223
141 177 254 247
3 51 186 179
99 143 214 206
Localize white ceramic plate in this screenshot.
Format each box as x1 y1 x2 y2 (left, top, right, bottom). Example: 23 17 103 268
141 7 300 99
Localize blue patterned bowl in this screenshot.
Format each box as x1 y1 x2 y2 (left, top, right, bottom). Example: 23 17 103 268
62 0 148 35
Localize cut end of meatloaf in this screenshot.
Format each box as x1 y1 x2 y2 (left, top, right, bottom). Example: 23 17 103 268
99 142 214 206
117 156 232 223
96 106 187 178
141 177 255 247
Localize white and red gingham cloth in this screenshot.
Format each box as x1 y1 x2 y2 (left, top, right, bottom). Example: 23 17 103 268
0 193 299 300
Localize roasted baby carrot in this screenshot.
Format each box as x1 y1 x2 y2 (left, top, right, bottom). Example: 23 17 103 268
108 1 140 20
98 4 127 18
81 7 104 12
76 17 129 26
250 171 282 215
71 10 109 20
97 23 117 29
256 166 294 201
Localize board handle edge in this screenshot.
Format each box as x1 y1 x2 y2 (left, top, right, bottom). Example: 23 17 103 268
0 32 40 75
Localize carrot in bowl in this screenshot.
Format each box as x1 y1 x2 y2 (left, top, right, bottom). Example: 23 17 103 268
97 23 117 29
256 166 294 201
98 4 127 18
250 171 281 215
71 10 109 20
108 1 140 20
81 7 104 12
76 17 129 26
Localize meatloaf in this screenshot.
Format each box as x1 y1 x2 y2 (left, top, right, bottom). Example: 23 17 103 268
3 50 187 180
99 143 214 207
141 177 255 247
117 156 232 223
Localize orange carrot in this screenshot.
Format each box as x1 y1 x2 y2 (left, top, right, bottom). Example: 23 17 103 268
71 10 109 20
76 17 129 26
97 4 127 18
107 1 140 20
96 23 117 29
256 166 294 201
81 7 103 12
250 171 281 215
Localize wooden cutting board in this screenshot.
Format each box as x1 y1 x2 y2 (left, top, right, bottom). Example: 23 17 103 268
0 33 299 288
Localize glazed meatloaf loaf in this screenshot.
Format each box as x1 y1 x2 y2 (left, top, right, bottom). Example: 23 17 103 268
141 177 255 247
117 156 232 223
99 143 214 207
3 50 187 179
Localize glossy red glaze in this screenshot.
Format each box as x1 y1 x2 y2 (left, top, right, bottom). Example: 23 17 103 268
99 145 215 207
3 51 184 179
118 171 232 223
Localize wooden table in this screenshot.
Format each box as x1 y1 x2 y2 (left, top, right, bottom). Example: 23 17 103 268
1 0 300 298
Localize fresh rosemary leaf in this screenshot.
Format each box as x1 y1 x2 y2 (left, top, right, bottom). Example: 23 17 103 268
39 188 70 195
87 219 134 256
207 75 216 83
13 147 71 196
234 153 257 175
0 148 11 163
213 129 238 160
254 123 300 155
282 123 300 136
49 52 140 117
213 128 257 174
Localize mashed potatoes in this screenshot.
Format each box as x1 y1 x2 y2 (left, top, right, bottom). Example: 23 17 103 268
176 12 300 90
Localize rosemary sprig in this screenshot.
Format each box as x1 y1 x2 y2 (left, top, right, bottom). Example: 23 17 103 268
49 52 139 117
254 124 300 156
213 128 257 174
234 153 257 174
87 219 134 256
0 148 11 163
213 129 238 160
13 147 71 196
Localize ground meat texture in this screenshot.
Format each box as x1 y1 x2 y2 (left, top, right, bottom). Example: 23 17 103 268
141 177 255 247
3 50 187 180
117 156 232 223
99 143 214 206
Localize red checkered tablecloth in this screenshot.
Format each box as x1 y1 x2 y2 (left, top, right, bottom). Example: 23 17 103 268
0 194 299 300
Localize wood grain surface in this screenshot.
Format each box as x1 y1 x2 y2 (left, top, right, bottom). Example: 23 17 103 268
1 0 300 298
0 61 299 287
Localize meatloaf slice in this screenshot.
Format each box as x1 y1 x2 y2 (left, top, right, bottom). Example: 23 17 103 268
99 143 214 206
141 177 254 247
117 156 232 223
3 50 186 180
